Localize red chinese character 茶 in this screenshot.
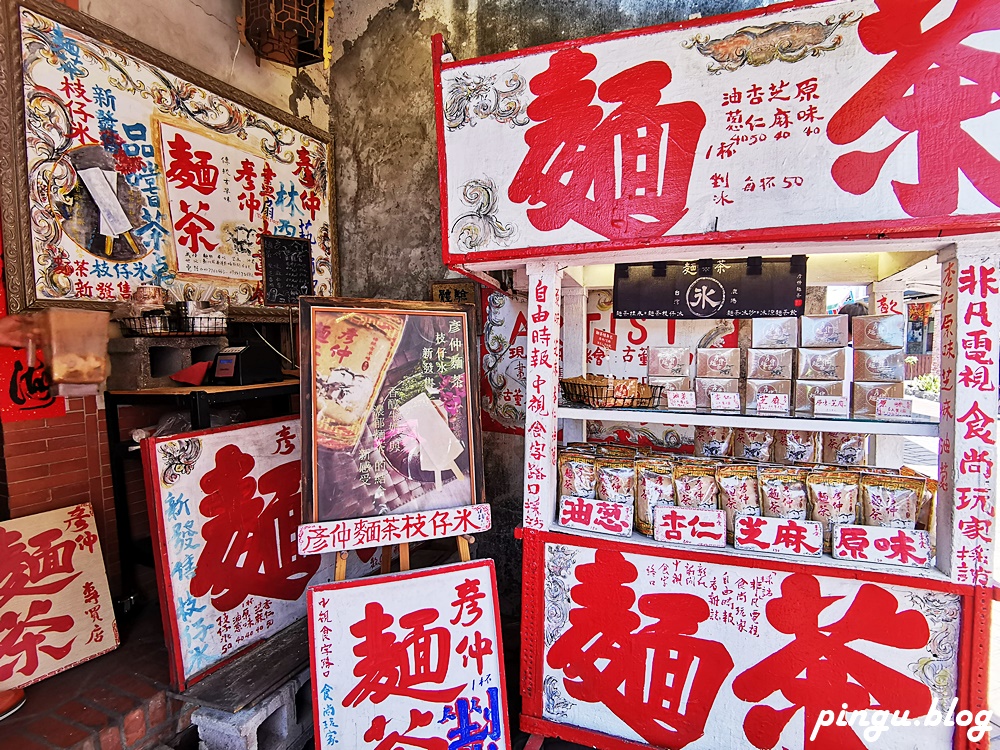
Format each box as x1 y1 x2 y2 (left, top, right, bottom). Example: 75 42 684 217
547 550 733 748
828 0 1000 217
509 49 705 240
732 573 932 749
0 599 75 681
174 201 217 254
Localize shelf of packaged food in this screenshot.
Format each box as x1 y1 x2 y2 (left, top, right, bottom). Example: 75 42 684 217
543 522 956 588
557 404 940 437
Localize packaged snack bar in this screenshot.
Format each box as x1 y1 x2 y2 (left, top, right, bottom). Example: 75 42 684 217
747 349 794 379
718 465 761 540
752 317 799 348
852 381 905 416
695 425 734 457
807 470 861 550
733 428 774 461
861 474 925 529
797 348 847 380
759 467 809 520
800 314 849 347
635 458 675 536
558 452 597 499
795 380 846 413
854 349 905 382
774 430 819 464
695 377 740 408
697 348 740 378
648 347 691 377
674 464 719 510
822 432 869 466
596 459 636 504
853 314 905 349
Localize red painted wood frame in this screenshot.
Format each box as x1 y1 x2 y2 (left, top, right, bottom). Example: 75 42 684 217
516 527 992 750
431 0 1000 269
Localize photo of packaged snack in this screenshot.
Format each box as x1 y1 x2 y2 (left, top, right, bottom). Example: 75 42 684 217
852 381 905 416
775 430 819 464
695 378 739 408
800 314 849 347
596 459 636 504
674 464 719 510
796 348 846 380
718 465 761 540
733 428 774 461
648 347 691 377
822 433 869 466
853 314 905 349
697 348 740 377
854 349 905 382
695 425 734 457
861 474 925 529
747 349 794 379
759 467 809 519
635 458 675 536
752 317 799 348
558 452 597 499
807 471 861 550
794 380 846 412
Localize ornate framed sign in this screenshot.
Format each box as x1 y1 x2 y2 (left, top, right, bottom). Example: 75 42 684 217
0 0 335 320
434 0 1000 265
309 559 510 750
142 416 379 691
299 297 487 552
0 503 118 690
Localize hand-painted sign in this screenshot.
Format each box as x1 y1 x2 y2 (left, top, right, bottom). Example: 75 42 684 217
309 559 510 750
435 0 1000 263
734 516 824 557
652 506 726 547
833 525 932 568
12 9 333 309
0 503 118 690
536 540 961 749
142 416 377 690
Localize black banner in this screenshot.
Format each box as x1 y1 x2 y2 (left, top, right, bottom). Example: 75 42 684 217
613 257 806 319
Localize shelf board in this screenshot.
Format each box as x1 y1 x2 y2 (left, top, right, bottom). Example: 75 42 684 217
558 405 940 437
545 523 955 587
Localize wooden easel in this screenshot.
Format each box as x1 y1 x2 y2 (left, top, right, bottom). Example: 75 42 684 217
333 534 474 581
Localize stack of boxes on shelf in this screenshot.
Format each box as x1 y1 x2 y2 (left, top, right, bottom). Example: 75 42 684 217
694 346 740 407
852 314 907 415
795 314 850 412
746 317 796 406
647 346 692 397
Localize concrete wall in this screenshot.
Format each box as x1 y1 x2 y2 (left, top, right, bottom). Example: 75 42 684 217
79 0 329 130
326 0 775 622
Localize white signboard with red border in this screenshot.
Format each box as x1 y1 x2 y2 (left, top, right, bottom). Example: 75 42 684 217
652 506 726 547
734 516 824 557
309 560 510 750
832 525 933 569
435 0 1000 265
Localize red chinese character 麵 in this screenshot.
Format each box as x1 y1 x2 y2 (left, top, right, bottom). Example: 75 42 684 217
509 49 705 240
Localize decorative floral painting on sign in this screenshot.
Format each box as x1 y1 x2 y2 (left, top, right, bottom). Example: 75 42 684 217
309 559 510 750
537 542 962 750
0 503 118 690
143 416 377 691
11 7 333 310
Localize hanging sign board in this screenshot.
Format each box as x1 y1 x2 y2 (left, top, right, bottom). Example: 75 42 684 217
614 258 806 319
434 0 1000 265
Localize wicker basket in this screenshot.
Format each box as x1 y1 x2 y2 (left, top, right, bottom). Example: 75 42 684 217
561 376 658 408
119 314 227 337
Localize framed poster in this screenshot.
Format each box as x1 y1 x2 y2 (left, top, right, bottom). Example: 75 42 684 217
301 297 485 530
0 0 335 320
142 416 380 691
0 503 118 690
309 559 510 750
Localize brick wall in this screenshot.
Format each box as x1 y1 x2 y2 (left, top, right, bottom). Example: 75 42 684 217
0 397 170 598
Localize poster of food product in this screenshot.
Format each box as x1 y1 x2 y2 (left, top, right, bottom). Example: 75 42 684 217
301 298 484 525
7 5 333 311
